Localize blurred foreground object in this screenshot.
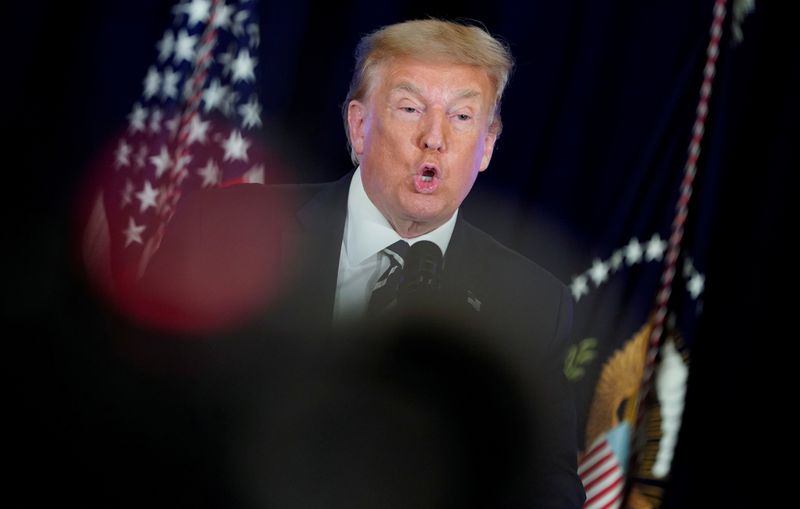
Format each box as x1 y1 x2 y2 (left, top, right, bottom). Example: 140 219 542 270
231 313 551 509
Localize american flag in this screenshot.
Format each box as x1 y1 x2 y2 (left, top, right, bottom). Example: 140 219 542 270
579 435 626 509
82 0 266 291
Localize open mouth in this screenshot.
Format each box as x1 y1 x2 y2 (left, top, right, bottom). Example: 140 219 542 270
413 164 441 194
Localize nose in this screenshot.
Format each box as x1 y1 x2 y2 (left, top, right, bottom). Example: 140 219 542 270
420 109 447 152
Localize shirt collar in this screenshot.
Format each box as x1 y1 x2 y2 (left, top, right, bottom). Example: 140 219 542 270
344 167 457 265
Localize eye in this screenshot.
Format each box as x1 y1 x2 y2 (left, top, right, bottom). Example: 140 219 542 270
401 106 418 114
455 113 472 121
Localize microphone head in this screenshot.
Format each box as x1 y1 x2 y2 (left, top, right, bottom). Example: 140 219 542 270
399 240 443 304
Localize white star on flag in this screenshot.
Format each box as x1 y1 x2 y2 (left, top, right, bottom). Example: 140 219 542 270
149 145 173 178
247 23 260 48
571 274 589 301
114 140 132 169
212 3 234 29
646 233 667 262
218 47 236 77
589 259 609 287
202 78 227 112
143 67 161 99
127 103 147 133
197 158 221 187
687 273 705 299
231 49 257 83
174 30 198 64
239 96 262 129
161 67 180 100
156 30 175 63
185 115 211 145
177 0 211 27
220 89 238 116
136 180 160 213
244 164 265 183
232 9 249 37
222 130 250 162
624 238 643 265
123 217 146 247
149 108 163 134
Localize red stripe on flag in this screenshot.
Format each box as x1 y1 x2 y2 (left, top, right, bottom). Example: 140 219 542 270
581 439 609 464
585 474 624 507
599 492 623 509
584 461 620 492
580 451 614 479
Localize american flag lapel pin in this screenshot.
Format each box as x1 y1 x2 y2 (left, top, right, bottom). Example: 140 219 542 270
467 290 481 312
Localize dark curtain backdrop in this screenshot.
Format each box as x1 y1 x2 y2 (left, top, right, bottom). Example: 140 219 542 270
7 0 795 507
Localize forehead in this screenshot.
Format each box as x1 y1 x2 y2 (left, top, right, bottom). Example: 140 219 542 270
373 57 495 104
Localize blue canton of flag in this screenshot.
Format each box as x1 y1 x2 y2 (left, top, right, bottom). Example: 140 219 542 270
83 0 265 291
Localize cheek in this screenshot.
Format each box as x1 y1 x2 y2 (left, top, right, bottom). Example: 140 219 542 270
370 121 411 161
473 142 485 164
465 137 487 168
364 116 390 152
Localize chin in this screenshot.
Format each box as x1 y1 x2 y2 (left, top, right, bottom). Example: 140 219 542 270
404 209 453 232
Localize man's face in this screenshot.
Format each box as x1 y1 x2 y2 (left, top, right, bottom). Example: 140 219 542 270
347 57 498 237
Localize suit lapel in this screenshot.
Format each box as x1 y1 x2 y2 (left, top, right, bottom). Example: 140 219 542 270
287 172 352 325
443 213 486 314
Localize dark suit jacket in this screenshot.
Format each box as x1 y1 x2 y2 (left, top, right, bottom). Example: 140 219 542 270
140 171 585 508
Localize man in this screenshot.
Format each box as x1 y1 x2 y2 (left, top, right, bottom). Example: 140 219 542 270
335 19 505 321
141 19 584 508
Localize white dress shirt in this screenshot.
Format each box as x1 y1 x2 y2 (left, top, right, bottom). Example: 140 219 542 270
333 167 457 323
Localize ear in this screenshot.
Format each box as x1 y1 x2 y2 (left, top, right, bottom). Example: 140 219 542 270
347 100 368 157
479 127 498 172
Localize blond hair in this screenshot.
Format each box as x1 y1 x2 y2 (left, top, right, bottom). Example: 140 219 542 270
343 19 514 164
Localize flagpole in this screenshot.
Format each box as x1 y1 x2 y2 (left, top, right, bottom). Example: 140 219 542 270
626 0 729 502
138 0 225 277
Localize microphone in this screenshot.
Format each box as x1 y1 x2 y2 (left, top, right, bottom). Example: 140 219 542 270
398 240 443 307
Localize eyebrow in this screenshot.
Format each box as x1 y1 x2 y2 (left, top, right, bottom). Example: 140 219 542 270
391 81 482 101
391 82 423 97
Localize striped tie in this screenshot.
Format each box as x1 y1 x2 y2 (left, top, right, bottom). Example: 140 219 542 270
367 240 410 314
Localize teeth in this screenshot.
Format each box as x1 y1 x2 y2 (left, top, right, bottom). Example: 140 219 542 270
421 175 432 182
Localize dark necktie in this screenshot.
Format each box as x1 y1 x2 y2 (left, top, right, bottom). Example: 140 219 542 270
367 240 410 314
